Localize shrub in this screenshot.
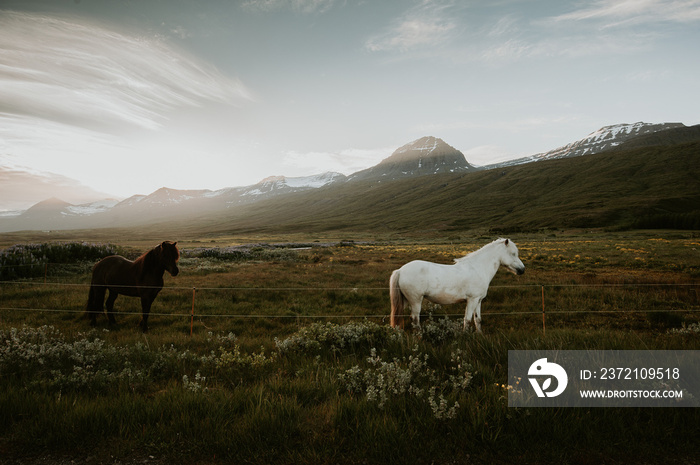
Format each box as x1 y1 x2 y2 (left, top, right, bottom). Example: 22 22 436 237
0 325 227 394
214 343 277 385
0 325 150 393
274 321 399 356
668 322 700 335
185 245 303 263
338 346 472 419
418 317 467 345
0 242 119 280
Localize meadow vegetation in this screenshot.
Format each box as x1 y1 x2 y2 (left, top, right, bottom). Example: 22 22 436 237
1 231 699 464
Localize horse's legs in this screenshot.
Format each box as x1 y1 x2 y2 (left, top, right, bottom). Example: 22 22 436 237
474 299 483 333
87 286 106 326
464 298 482 332
139 297 152 333
407 296 423 328
105 290 118 325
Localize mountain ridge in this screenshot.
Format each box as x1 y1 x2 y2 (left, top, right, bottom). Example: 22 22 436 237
1 122 698 233
489 122 687 168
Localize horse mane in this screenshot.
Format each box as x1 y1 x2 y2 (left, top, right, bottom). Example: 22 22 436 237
453 238 508 264
133 242 176 275
131 247 157 277
133 241 178 266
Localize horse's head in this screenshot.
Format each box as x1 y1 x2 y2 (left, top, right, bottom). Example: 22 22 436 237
500 238 525 275
159 241 180 276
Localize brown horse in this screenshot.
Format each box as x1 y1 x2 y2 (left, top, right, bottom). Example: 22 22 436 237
86 241 180 332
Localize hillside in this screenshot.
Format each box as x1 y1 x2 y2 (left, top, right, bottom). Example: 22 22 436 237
2 124 698 237
613 124 700 150
494 122 687 168
152 140 700 237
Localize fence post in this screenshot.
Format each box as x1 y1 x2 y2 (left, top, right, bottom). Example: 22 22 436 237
190 287 196 336
541 285 546 336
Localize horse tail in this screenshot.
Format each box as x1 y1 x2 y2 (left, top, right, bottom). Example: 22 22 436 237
389 269 405 328
85 285 98 319
85 265 105 323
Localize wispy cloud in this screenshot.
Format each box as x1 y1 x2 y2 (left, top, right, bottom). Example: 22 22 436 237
242 0 337 14
472 1 685 64
0 11 255 198
0 12 252 133
366 0 459 53
551 0 700 27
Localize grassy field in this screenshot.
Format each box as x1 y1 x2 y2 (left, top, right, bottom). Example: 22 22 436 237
1 231 699 464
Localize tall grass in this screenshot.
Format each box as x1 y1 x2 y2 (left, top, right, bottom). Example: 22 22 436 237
1 233 699 463
2 322 698 464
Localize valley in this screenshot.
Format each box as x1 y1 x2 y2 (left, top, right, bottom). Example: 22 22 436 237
2 122 699 237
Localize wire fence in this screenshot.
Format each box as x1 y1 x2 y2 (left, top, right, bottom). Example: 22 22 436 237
1 277 698 335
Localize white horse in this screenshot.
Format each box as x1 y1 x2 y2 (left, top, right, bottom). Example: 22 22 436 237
389 238 525 332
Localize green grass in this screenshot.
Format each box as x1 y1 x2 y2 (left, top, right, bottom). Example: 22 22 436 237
1 233 699 464
2 324 698 464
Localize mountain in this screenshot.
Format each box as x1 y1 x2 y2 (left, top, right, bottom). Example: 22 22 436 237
492 122 687 168
613 124 700 150
160 139 700 236
2 123 698 234
240 172 347 197
103 174 349 226
0 166 114 211
0 172 346 232
0 197 119 232
350 136 476 181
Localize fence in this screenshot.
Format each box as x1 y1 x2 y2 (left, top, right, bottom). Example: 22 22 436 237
1 276 698 335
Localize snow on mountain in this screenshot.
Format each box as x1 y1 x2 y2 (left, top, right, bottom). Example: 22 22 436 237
541 122 685 158
243 172 346 196
139 187 213 206
66 199 120 215
393 136 441 157
284 172 346 188
493 122 686 168
0 210 22 218
114 195 147 208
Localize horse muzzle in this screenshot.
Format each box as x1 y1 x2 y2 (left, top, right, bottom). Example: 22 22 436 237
168 266 179 277
508 264 525 275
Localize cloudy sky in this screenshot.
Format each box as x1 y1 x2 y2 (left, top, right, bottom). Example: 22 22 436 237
1 0 699 208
